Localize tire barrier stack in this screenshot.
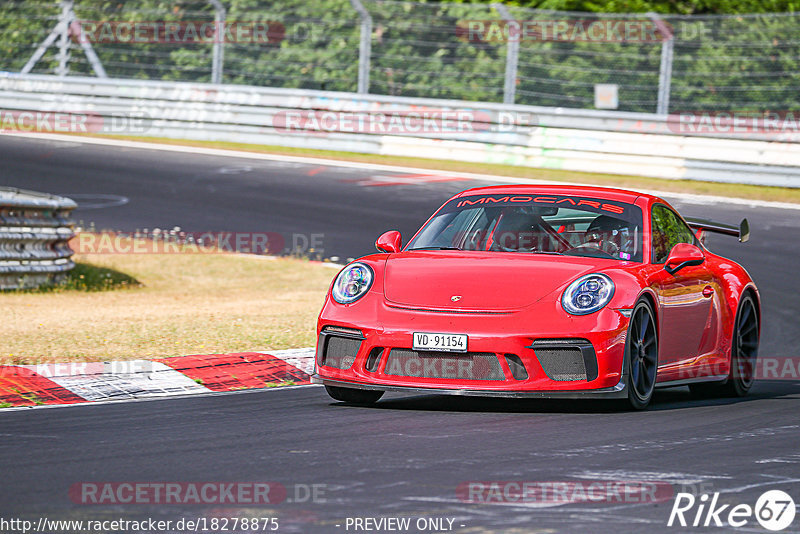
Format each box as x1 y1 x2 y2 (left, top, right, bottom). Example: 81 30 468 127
0 187 77 290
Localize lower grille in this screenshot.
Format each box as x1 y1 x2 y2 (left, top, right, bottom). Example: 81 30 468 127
531 338 597 382
320 336 361 370
384 349 505 381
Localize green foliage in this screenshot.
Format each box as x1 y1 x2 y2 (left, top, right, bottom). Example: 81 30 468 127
1 0 797 112
503 0 798 15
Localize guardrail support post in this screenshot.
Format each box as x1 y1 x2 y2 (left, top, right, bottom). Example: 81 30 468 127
493 4 519 105
349 0 372 94
649 13 674 115
209 0 226 84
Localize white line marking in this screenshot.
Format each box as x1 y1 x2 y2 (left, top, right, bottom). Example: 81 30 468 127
403 496 567 510
757 454 800 464
61 193 129 209
6 132 800 211
716 476 800 495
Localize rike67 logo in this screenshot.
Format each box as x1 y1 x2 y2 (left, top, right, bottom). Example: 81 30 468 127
668 490 796 531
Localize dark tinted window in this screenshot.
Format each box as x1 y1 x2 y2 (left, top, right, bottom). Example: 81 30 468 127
407 194 643 262
651 204 697 263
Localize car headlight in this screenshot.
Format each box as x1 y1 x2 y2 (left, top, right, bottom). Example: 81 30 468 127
561 273 615 315
332 262 374 304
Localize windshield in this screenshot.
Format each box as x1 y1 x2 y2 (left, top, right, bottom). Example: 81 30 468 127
407 194 644 262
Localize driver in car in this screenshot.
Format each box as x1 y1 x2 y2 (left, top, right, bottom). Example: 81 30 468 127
582 214 637 260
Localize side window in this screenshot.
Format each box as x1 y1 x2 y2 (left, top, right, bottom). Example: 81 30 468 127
651 205 696 263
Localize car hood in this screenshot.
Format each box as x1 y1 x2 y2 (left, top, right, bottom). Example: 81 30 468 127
383 251 604 311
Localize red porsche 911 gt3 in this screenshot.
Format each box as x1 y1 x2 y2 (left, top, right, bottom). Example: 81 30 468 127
312 185 759 409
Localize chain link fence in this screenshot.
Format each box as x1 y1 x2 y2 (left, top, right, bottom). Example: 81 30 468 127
1 0 798 113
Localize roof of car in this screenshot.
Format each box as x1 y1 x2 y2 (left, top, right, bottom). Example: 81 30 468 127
456 184 654 205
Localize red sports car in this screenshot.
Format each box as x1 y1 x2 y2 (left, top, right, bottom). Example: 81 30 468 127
312 185 759 409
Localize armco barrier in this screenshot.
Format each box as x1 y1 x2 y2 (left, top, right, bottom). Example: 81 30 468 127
0 187 76 290
1 73 800 187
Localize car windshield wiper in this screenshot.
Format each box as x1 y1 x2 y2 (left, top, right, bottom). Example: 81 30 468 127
407 246 462 251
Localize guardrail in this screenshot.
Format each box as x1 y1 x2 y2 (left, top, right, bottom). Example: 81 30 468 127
0 187 76 290
2 73 800 188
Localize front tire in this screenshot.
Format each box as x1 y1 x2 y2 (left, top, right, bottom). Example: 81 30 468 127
624 300 659 410
325 385 384 405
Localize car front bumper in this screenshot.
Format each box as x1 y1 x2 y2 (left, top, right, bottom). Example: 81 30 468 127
314 297 631 397
312 375 628 399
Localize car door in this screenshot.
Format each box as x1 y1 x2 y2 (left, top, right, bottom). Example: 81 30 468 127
649 204 718 381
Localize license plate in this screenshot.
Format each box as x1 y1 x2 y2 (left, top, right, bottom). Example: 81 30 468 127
413 332 468 353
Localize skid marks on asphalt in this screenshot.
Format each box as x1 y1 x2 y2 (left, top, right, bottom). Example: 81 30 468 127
571 470 732 485
402 471 800 534
526 425 800 459
340 173 467 187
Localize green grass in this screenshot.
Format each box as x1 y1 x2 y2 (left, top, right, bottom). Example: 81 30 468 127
34 262 142 293
265 380 297 388
1 236 336 364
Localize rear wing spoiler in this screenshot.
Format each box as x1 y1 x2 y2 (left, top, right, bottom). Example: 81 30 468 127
686 217 750 243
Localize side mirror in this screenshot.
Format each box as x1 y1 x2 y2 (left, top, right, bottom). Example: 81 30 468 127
664 243 705 275
739 218 750 243
376 230 402 253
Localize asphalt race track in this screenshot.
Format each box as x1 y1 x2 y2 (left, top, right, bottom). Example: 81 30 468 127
2 135 800 533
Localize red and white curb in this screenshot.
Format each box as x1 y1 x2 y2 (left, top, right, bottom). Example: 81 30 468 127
0 348 316 409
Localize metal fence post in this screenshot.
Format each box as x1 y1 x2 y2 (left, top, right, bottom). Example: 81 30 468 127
648 13 674 115
55 0 73 76
209 0 226 84
349 0 372 94
493 4 519 105
22 0 107 77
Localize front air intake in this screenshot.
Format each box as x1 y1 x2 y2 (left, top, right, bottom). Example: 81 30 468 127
504 354 529 380
365 347 385 372
529 339 598 382
317 326 364 370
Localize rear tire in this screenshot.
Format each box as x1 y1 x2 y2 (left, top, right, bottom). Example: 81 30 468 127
624 300 659 410
325 385 384 405
690 293 758 398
